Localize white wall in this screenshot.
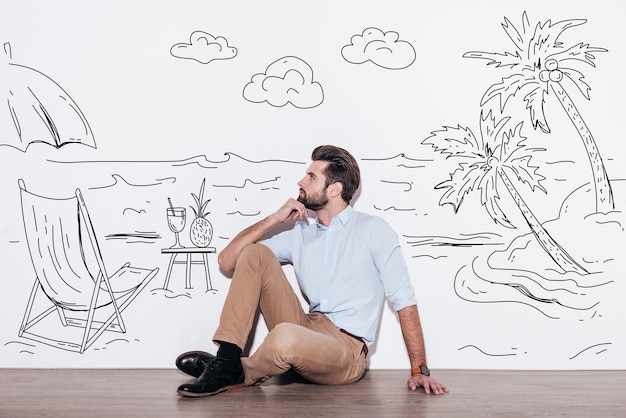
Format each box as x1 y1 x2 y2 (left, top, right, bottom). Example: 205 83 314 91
1 0 624 370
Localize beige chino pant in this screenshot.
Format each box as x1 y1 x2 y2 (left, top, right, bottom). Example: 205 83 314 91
213 244 367 386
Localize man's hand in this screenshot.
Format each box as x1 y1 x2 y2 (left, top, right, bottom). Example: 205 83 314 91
407 374 449 395
218 198 308 272
273 198 308 223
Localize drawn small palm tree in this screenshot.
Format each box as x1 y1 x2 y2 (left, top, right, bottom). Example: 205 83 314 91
463 12 613 213
423 111 587 274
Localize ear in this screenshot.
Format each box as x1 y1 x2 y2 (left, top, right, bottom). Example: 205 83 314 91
328 182 343 199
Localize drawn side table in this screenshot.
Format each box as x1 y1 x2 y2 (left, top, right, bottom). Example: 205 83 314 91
161 247 217 291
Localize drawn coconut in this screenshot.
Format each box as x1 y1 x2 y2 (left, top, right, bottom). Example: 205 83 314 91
189 178 213 247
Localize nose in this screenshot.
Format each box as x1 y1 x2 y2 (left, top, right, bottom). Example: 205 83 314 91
297 176 306 188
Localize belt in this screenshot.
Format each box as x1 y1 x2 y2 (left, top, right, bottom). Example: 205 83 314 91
340 328 369 357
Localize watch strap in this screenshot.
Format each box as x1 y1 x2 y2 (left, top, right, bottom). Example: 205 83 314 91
411 365 430 376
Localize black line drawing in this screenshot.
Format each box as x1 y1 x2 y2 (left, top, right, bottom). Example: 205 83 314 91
458 345 518 357
406 232 505 248
159 178 217 293
569 342 612 360
2 7 622 369
17 180 158 353
380 179 414 192
361 153 432 214
374 205 416 212
105 231 161 244
170 31 238 64
89 174 169 190
419 11 623 334
1 42 95 152
242 56 324 108
423 111 587 274
341 27 416 70
220 151 307 165
361 153 432 164
161 246 217 293
463 12 613 213
48 155 220 169
188 178 214 248
227 210 261 217
213 176 282 189
454 256 609 320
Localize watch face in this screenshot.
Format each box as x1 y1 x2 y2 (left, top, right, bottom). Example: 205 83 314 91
420 365 430 376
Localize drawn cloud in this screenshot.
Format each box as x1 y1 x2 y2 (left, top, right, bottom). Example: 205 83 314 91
242 56 324 108
170 31 237 64
342 27 416 70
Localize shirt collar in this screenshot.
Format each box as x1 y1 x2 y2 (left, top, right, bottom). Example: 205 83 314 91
316 205 353 230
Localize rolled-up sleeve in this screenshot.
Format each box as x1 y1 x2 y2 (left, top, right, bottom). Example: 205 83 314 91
259 228 294 264
370 218 417 311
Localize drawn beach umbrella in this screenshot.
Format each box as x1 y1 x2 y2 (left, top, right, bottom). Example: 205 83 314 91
1 42 95 151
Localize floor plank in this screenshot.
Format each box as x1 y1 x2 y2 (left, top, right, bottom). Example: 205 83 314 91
0 369 624 417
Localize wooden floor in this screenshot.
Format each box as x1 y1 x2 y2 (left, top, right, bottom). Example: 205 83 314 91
1 368 624 417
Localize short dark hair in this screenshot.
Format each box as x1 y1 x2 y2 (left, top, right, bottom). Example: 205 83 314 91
311 145 360 203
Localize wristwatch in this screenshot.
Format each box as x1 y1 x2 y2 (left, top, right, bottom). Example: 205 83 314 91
411 365 430 377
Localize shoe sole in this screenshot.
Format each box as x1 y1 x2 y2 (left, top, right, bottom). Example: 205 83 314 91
177 383 246 398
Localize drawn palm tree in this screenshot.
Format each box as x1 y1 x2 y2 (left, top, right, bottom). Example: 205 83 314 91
423 111 587 274
463 12 613 213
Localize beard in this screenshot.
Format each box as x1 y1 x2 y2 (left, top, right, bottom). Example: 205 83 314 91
297 187 328 211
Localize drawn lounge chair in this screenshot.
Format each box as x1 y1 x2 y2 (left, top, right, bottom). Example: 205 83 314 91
17 179 159 353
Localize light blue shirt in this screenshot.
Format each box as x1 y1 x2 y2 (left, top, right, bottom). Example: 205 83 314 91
260 205 417 346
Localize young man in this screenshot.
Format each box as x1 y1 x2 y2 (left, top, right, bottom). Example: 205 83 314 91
176 145 448 397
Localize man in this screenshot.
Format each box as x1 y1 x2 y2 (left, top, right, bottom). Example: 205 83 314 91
176 145 448 397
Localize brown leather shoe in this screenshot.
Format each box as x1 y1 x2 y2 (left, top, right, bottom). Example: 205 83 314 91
175 351 215 378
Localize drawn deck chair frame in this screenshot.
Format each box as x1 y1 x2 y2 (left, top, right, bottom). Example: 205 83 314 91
17 179 159 353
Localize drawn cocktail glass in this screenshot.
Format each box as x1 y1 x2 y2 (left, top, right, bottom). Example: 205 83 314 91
167 207 186 248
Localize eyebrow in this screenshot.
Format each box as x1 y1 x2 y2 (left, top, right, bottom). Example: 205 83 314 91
305 162 328 179
305 168 319 179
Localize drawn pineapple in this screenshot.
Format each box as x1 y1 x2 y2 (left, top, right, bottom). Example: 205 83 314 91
189 178 213 247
